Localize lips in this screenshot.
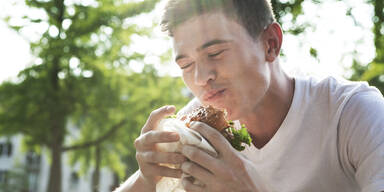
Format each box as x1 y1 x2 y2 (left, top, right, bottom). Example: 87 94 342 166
202 89 226 102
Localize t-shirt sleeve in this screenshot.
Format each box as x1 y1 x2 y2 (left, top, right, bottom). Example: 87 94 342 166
339 90 384 192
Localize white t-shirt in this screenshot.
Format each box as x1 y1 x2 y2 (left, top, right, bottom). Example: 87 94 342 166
179 76 384 192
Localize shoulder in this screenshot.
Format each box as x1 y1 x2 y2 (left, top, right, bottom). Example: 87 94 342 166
338 84 384 164
343 90 384 119
302 76 377 97
338 88 384 191
297 76 381 110
339 89 384 138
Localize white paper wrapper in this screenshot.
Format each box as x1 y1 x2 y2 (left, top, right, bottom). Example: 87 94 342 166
155 118 218 192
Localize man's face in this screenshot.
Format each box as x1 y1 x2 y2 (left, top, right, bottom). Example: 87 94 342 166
173 13 271 120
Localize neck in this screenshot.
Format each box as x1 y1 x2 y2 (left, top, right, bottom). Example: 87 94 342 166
240 63 295 149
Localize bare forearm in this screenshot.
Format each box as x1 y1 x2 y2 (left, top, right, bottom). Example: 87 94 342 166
113 170 155 192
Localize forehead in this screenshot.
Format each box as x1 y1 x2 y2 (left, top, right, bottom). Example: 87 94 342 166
172 13 249 54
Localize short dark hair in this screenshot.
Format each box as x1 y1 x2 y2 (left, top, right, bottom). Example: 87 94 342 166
161 0 276 39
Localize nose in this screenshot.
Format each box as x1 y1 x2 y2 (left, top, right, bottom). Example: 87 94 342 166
194 61 216 86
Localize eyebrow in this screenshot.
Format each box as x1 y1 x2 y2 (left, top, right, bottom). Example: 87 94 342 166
198 39 231 51
175 39 231 62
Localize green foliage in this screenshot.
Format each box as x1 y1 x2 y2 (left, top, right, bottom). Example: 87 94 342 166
271 0 305 23
360 62 384 82
310 47 318 59
67 66 189 179
270 0 309 57
0 0 189 190
349 0 384 94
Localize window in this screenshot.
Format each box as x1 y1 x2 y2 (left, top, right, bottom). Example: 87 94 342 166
0 170 8 184
25 152 41 192
7 144 12 156
69 171 79 190
26 152 41 171
0 143 12 157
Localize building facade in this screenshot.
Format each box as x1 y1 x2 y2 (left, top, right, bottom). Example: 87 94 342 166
0 135 116 192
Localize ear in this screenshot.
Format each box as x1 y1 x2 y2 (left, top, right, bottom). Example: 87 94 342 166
263 22 283 62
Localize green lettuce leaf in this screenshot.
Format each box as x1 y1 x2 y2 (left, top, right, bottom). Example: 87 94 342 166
227 124 252 151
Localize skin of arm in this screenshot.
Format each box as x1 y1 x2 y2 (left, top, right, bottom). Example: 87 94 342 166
113 170 153 192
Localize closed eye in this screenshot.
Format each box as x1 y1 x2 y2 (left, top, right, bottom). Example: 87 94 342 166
181 62 194 69
208 49 227 58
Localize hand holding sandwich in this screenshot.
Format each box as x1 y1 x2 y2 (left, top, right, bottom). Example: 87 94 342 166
180 121 264 192
116 105 265 192
129 106 186 192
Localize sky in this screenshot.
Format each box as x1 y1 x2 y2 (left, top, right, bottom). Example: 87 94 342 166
0 0 32 83
0 0 376 83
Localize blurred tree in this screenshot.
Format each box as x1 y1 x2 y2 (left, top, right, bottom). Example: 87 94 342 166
270 0 309 58
0 1 190 192
271 0 306 34
271 0 384 92
349 0 384 93
66 66 188 191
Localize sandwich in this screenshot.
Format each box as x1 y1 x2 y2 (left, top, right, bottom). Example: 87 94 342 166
181 105 252 151
156 105 252 192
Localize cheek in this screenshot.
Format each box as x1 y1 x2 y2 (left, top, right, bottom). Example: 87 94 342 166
225 59 270 100
182 73 198 93
182 73 191 87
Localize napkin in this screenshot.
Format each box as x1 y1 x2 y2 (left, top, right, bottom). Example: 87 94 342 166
155 118 218 192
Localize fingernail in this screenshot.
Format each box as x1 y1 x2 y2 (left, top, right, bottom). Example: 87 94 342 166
166 105 175 110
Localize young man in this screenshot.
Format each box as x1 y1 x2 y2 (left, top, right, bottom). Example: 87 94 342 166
115 0 384 191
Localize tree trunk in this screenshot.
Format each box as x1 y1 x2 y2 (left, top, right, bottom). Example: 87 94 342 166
47 141 62 192
373 0 383 57
92 144 101 192
46 30 64 191
46 101 64 192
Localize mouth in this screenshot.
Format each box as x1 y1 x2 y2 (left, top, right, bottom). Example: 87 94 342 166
203 89 226 102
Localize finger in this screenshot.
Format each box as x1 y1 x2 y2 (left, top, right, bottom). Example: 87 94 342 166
137 151 186 164
142 105 176 134
190 121 232 154
135 130 179 150
181 177 205 192
181 145 222 174
142 164 182 178
181 161 213 183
